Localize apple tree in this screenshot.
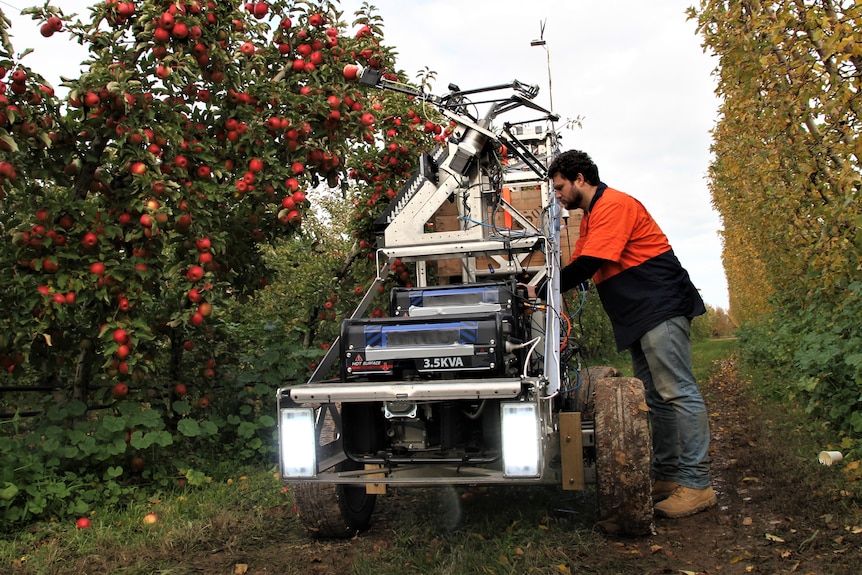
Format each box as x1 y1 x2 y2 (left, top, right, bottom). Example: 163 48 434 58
0 0 444 526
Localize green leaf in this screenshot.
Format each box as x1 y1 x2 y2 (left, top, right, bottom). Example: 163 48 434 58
253 384 272 396
247 437 263 450
0 133 19 153
172 400 191 415
237 421 257 439
184 468 210 486
101 415 127 433
105 466 124 479
257 415 275 428
131 430 173 449
199 420 218 436
0 482 19 501
177 419 201 437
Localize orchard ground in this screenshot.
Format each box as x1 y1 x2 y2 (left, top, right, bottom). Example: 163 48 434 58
4 341 861 574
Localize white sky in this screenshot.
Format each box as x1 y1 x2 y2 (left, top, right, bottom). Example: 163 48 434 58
2 0 729 309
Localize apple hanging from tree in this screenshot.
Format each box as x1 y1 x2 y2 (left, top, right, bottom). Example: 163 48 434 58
343 64 359 81
112 382 129 399
186 265 205 282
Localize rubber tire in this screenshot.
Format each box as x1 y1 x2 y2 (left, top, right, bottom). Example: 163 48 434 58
292 407 377 538
593 376 654 536
575 365 621 420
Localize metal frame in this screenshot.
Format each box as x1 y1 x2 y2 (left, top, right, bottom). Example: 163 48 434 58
276 72 590 488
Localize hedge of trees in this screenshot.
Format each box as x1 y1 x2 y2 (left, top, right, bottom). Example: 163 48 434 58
0 0 449 528
692 0 862 459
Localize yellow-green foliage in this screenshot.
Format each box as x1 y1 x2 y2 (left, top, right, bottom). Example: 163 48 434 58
692 0 862 315
692 0 862 451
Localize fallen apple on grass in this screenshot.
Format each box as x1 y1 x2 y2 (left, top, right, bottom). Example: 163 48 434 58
142 512 159 525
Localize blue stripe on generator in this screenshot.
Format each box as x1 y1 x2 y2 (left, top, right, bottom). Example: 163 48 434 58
363 321 480 347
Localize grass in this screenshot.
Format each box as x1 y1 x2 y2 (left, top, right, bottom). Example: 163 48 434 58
0 469 296 575
588 336 737 382
0 338 769 575
691 336 737 383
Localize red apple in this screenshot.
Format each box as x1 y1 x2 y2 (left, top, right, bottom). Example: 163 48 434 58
158 12 174 29
175 213 192 232
83 92 100 107
343 64 359 81
186 265 204 282
112 382 129 399
75 517 91 529
82 232 99 248
253 2 269 19
172 21 189 39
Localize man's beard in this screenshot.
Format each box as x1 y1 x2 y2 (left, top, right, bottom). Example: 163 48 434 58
562 192 581 211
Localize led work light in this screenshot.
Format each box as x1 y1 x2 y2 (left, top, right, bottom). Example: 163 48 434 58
279 408 317 478
501 402 541 477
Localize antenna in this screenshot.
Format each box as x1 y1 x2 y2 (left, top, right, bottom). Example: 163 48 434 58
530 18 556 149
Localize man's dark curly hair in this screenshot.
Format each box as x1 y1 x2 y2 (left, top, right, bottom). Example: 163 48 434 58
547 150 600 186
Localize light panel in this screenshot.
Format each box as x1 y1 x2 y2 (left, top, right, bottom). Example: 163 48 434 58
501 402 541 477
279 408 316 478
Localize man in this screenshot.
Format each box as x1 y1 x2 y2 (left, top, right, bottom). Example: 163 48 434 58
548 149 716 518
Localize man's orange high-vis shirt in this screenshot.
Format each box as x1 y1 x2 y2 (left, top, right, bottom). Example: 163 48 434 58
572 185 705 350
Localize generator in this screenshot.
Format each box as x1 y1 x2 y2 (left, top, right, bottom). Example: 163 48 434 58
341 281 527 381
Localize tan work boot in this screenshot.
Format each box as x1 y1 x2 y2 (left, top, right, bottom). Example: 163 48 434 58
654 485 717 518
652 480 679 503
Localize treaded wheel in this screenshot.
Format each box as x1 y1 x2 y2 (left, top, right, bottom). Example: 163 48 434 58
593 376 653 536
576 365 622 420
292 406 377 538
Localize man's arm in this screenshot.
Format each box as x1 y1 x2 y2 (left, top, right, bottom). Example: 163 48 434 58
560 255 605 292
526 255 606 298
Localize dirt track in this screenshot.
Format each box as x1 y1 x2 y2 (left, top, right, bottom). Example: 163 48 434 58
180 357 862 574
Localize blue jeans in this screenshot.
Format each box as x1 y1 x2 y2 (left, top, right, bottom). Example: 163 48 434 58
630 316 711 489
